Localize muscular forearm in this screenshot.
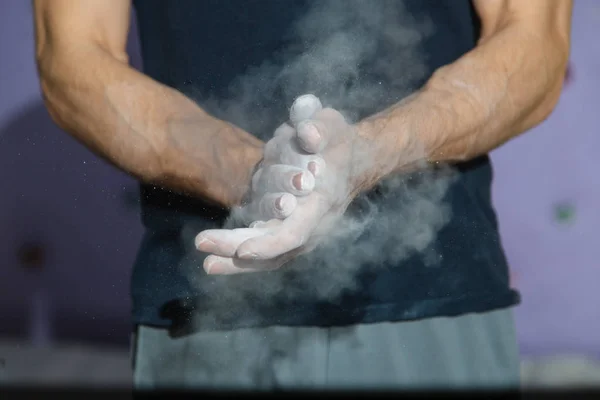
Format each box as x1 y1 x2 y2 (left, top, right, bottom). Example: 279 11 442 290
37 43 262 207
359 20 570 180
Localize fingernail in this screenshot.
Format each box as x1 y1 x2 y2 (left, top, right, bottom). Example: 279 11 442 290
238 251 259 260
277 194 294 212
306 124 321 142
203 260 214 274
292 173 304 191
298 123 322 153
275 196 283 210
195 237 214 249
308 161 319 176
290 94 322 124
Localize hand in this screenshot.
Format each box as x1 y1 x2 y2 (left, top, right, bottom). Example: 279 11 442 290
227 96 326 226
196 95 373 275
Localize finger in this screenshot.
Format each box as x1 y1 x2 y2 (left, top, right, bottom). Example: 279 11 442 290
250 219 283 229
258 164 315 196
296 108 347 153
263 123 327 177
236 194 328 259
196 218 284 256
307 159 324 177
195 227 268 257
290 94 323 126
257 192 297 220
249 220 265 228
276 140 327 178
204 246 303 275
296 120 327 154
203 255 282 275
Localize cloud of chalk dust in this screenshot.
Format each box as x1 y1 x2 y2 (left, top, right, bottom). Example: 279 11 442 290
177 0 458 333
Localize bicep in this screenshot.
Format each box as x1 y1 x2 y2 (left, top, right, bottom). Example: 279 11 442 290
473 0 572 48
33 0 131 63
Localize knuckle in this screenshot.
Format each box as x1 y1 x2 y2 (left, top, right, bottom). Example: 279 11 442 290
319 108 346 125
263 140 280 160
319 108 339 119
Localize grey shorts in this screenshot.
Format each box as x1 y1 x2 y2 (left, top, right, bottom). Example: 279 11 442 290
132 308 520 390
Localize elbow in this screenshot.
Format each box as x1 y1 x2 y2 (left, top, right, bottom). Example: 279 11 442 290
531 43 570 127
38 78 68 132
35 39 87 134
36 55 71 132
544 29 571 112
536 77 565 126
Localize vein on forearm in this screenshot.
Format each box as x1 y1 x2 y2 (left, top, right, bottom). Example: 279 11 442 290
41 43 264 208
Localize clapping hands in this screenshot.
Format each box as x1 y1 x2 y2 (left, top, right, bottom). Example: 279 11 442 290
195 94 370 275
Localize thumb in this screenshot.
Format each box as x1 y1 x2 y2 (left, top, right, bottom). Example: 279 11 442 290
290 94 326 154
289 94 322 126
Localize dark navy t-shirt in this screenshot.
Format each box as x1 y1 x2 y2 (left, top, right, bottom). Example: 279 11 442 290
131 0 520 331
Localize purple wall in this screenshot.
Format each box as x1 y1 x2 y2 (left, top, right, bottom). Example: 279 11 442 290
0 1 144 345
491 0 600 358
0 1 598 356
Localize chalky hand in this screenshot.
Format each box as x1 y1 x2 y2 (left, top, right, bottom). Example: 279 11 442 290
196 94 367 275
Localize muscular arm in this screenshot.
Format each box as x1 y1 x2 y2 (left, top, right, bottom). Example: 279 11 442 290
359 0 572 180
33 0 263 208
193 0 573 272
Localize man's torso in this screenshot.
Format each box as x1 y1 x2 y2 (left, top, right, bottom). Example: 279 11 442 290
131 0 519 330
